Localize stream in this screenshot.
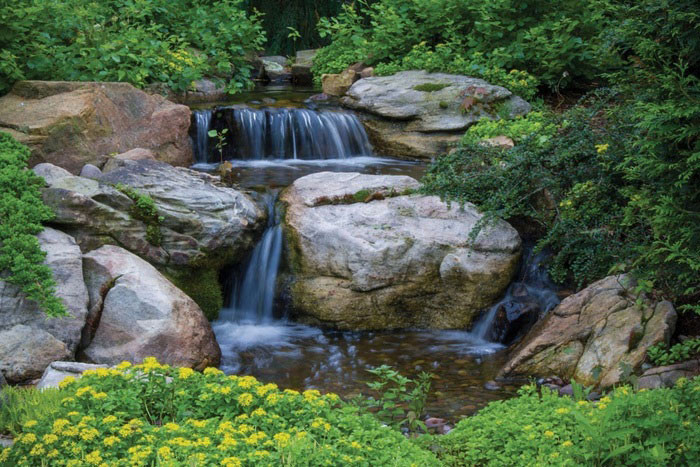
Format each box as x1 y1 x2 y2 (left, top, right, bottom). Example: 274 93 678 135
191 87 560 421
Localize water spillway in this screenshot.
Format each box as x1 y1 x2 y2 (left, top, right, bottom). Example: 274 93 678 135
192 107 373 162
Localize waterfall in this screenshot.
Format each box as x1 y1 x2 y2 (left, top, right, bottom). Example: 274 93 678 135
471 247 561 344
193 109 212 163
192 107 373 161
218 193 283 324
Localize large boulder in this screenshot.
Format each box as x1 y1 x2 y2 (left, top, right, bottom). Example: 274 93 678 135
34 160 265 273
81 245 221 369
341 71 531 160
281 172 521 330
0 228 89 383
0 81 193 173
498 275 677 388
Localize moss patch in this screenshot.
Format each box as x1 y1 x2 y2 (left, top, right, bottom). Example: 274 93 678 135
167 268 223 321
413 83 450 92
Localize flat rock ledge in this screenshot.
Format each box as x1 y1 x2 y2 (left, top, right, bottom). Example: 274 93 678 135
281 172 522 330
498 275 677 388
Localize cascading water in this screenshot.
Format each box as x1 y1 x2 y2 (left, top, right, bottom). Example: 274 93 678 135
192 107 373 161
193 109 212 163
219 193 283 324
470 246 561 345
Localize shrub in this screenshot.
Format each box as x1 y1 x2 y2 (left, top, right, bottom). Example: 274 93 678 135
428 380 700 466
460 111 557 147
0 0 266 94
0 359 439 466
0 132 64 316
313 0 616 90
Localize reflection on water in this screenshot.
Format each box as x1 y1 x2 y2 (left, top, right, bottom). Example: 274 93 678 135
194 156 427 189
212 320 517 420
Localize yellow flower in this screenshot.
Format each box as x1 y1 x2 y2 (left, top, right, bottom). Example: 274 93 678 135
598 403 608 410
157 446 172 459
178 367 194 379
577 400 588 406
544 430 554 438
42 434 58 444
253 450 270 458
265 393 281 405
237 392 254 407
85 450 103 465
237 376 257 389
220 386 232 395
222 456 242 467
595 143 609 154
274 432 291 447
80 428 99 441
256 383 277 397
76 386 93 397
24 420 38 429
29 443 45 456
555 408 569 414
251 408 267 417
59 376 76 389
562 440 573 447
92 391 108 400
20 433 37 444
351 441 362 449
102 415 118 425
116 361 132 370
47 449 59 458
164 422 180 432
103 436 120 447
203 367 223 377
551 452 560 458
188 419 208 429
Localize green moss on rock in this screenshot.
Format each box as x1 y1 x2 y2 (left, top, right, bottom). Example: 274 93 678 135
167 268 223 321
413 83 450 92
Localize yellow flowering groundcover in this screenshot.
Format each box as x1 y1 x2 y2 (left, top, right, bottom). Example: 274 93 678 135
1 358 438 466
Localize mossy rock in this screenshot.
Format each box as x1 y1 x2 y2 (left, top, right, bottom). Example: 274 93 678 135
413 83 450 92
166 268 223 321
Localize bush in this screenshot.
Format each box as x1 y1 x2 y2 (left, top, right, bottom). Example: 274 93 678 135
460 110 557 147
0 0 266 94
0 132 64 316
0 359 439 466
312 0 616 90
647 338 700 367
429 380 700 466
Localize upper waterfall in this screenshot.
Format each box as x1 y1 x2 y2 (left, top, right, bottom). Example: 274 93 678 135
192 107 373 162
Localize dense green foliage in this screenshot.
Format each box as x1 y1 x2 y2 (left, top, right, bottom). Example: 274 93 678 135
428 380 700 466
0 359 438 466
312 0 616 91
417 0 699 311
0 0 266 94
0 387 64 437
0 132 64 316
648 338 700 367
244 0 344 56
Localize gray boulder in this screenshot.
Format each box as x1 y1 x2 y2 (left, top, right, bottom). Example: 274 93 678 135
342 70 531 159
0 228 89 383
292 49 317 85
81 245 221 369
638 360 700 389
0 325 71 384
36 361 108 390
80 164 102 179
282 172 521 330
35 160 265 273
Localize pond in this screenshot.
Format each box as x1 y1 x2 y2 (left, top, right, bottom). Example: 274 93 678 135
190 86 558 422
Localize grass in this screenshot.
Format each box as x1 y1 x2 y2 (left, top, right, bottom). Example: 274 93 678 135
0 387 63 436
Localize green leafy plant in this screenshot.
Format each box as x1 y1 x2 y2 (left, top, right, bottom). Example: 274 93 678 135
648 338 700 367
208 128 229 164
0 0 266 95
359 365 432 434
0 132 64 316
461 110 557 147
427 380 700 466
0 359 439 466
